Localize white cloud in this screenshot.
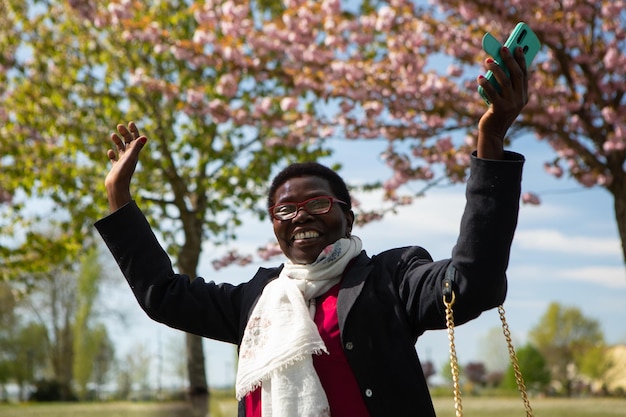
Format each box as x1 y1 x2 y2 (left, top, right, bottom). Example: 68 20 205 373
509 263 626 289
553 266 626 288
514 229 622 256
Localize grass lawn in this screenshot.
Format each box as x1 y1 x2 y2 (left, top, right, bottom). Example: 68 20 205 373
432 396 626 417
0 396 624 416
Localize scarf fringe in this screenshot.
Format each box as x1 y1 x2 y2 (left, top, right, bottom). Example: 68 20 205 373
236 347 328 400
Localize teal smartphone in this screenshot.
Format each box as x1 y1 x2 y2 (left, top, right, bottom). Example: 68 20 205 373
478 22 541 105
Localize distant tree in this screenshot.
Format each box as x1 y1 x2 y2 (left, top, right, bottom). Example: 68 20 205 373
529 302 605 396
89 325 115 400
464 361 487 386
0 282 18 397
478 326 511 372
73 249 111 400
502 343 551 393
421 360 436 385
120 343 153 400
11 323 48 400
13 248 109 401
25 267 77 401
578 344 613 388
484 370 504 388
440 359 463 386
74 324 115 401
0 283 49 401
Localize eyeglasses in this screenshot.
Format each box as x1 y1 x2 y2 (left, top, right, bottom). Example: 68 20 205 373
270 196 347 221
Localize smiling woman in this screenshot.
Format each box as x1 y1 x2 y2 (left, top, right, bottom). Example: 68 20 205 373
269 172 354 265
95 43 531 417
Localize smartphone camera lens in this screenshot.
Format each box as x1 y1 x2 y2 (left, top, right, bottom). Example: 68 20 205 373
517 30 527 44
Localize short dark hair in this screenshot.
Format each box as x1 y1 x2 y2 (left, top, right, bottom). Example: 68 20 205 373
267 162 352 211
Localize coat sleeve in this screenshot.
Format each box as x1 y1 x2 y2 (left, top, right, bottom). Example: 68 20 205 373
395 151 524 336
94 201 247 344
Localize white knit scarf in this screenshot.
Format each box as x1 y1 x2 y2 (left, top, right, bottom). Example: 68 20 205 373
235 236 363 417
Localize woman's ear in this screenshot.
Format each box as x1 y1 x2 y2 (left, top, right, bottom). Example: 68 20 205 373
345 210 355 237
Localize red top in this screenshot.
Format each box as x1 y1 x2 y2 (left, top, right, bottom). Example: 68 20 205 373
245 283 370 416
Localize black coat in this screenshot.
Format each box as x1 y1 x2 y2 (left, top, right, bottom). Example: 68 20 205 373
95 152 524 416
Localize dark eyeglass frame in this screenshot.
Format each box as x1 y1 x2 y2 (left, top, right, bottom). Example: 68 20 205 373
269 195 347 221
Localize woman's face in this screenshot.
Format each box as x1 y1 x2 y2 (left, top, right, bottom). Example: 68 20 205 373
271 176 354 265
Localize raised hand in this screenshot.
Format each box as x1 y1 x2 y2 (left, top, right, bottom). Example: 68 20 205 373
476 46 529 160
104 121 147 212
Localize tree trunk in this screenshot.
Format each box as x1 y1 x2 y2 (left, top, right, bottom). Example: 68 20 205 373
612 179 626 266
179 214 209 417
186 332 209 417
606 152 626 265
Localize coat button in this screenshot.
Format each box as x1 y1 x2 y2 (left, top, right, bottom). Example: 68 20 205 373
345 342 354 350
365 388 373 397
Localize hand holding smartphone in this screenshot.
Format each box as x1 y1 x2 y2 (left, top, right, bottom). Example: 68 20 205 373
478 22 541 105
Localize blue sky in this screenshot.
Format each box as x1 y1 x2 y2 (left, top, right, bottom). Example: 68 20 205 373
103 131 625 389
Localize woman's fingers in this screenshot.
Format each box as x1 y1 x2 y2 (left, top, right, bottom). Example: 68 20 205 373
108 122 144 163
482 47 528 108
117 123 134 144
128 121 140 139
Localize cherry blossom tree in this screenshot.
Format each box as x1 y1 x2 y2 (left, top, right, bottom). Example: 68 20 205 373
1 0 624 413
428 0 626 264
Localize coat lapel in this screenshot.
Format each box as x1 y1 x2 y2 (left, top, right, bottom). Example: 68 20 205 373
337 251 373 332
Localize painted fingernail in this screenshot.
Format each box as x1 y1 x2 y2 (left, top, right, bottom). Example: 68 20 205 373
139 137 147 145
486 58 495 64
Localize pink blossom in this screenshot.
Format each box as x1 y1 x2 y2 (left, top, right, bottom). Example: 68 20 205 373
251 242 278 262
186 88 204 105
212 250 253 270
521 192 541 205
603 47 620 70
254 97 273 116
280 97 298 112
265 137 282 147
0 188 12 204
602 107 617 123
416 166 434 181
129 68 147 86
603 138 625 153
194 7 217 25
153 43 168 54
321 0 341 15
231 108 249 126
363 101 384 118
458 4 477 20
446 65 463 77
193 29 215 45
604 125 626 152
596 174 612 186
107 1 133 25
208 99 231 123
221 46 243 65
221 1 249 20
455 152 471 167
579 173 596 187
376 6 396 32
318 126 334 138
216 74 238 98
170 45 194 61
435 136 453 153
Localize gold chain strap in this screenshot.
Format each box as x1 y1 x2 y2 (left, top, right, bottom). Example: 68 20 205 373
498 304 534 417
444 291 463 417
443 292 534 417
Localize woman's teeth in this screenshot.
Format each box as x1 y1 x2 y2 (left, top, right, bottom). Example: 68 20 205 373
294 231 320 240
